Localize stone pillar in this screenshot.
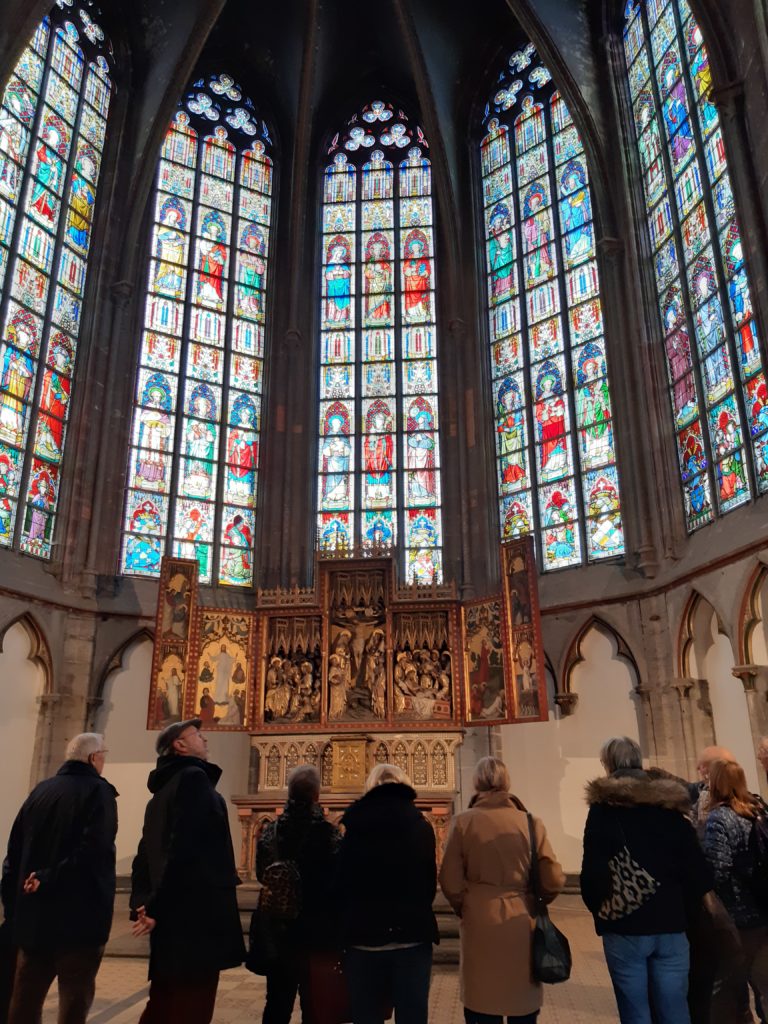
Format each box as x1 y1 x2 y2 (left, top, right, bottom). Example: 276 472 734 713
732 664 768 799
657 678 714 780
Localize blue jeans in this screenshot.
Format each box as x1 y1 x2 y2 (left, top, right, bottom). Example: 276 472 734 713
602 932 691 1024
345 943 432 1024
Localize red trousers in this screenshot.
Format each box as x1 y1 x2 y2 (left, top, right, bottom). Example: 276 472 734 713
138 971 220 1024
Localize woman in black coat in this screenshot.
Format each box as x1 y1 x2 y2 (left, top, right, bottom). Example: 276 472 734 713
336 763 437 1024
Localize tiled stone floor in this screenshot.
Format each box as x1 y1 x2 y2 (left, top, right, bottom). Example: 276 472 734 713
42 897 620 1022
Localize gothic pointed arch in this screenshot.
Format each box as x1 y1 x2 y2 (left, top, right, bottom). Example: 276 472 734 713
622 0 768 530
0 610 52 689
678 588 727 676
737 560 768 665
120 72 275 587
562 615 640 696
0 2 115 558
316 99 443 583
94 626 154 703
477 44 624 570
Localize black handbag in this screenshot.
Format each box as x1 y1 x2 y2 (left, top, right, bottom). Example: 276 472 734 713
527 813 571 984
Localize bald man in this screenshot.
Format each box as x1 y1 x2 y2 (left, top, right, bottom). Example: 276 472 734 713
690 745 735 831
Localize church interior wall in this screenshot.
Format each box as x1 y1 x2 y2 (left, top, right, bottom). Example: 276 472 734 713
499 623 642 873
0 621 45 851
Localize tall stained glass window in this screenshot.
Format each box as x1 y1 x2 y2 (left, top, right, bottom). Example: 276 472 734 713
0 2 113 557
121 74 273 586
317 101 443 583
624 0 768 529
480 45 624 570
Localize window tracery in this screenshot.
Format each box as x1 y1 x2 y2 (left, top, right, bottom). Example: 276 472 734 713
317 101 443 584
121 73 274 586
479 47 624 570
0 1 113 557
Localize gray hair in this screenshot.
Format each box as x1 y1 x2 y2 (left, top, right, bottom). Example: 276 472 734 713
473 755 511 793
600 736 642 773
66 733 104 763
365 763 411 792
287 764 320 805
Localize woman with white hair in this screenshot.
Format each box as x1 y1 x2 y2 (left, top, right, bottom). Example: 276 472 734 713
439 756 565 1023
336 763 437 1023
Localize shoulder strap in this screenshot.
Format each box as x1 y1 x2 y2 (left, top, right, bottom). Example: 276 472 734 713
527 812 546 914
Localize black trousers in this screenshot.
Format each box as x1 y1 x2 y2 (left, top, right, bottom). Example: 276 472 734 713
263 955 312 1024
7 945 104 1024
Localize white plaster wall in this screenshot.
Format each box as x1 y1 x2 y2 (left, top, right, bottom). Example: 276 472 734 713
0 622 44 854
499 626 641 874
690 611 759 792
95 637 251 873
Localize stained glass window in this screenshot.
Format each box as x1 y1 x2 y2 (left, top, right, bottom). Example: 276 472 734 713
624 0 768 529
317 101 443 584
0 2 113 557
480 46 624 570
121 74 273 586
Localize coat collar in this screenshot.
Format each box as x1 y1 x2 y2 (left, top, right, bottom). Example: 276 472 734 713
469 790 526 810
586 771 691 812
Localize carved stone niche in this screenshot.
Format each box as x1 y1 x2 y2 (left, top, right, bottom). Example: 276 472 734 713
232 730 464 878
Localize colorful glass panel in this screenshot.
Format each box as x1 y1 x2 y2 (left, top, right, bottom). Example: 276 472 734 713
480 50 623 569
121 75 274 585
0 5 112 557
624 0 767 526
318 103 443 581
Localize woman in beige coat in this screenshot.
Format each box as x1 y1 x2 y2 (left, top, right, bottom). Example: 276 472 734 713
439 756 565 1023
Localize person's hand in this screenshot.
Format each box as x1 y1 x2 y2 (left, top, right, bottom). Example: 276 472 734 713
22 872 40 894
131 906 156 936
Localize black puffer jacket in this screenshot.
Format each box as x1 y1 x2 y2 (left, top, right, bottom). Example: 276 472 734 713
256 801 341 949
130 755 245 978
580 769 712 936
336 782 438 947
1 760 117 951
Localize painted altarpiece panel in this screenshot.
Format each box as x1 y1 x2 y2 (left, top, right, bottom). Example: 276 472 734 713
461 596 513 724
500 536 549 721
185 607 256 730
147 556 198 729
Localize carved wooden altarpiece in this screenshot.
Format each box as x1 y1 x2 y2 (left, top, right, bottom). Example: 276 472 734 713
148 544 547 874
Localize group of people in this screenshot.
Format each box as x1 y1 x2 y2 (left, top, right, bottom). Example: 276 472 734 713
582 737 768 1024
0 720 245 1024
2 725 768 1024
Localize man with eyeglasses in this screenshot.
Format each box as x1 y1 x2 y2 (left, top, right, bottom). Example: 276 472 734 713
130 718 244 1023
1 732 117 1024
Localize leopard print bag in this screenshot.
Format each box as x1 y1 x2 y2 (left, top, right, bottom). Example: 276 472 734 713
598 836 660 922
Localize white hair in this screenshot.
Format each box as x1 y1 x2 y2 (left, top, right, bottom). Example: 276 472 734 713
600 736 642 773
365 763 411 791
66 733 104 763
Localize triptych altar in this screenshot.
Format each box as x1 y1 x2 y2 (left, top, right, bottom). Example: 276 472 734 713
149 539 547 873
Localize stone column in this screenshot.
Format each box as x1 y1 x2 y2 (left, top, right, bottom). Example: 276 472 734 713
658 678 714 780
732 664 768 799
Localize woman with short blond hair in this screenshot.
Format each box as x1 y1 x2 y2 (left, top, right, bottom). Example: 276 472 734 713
440 756 565 1023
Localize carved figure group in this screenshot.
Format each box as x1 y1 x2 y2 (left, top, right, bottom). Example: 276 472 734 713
393 647 451 719
264 655 320 723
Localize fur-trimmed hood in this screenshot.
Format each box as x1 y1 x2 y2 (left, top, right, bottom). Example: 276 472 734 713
585 770 691 813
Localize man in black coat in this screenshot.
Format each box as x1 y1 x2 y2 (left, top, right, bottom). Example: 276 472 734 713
1 732 117 1024
130 718 245 1024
